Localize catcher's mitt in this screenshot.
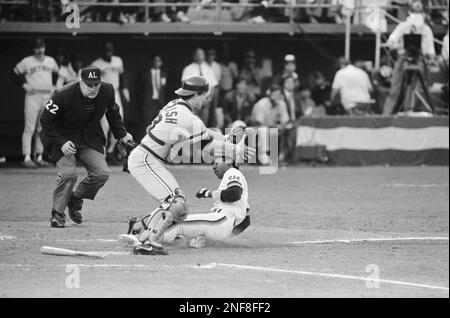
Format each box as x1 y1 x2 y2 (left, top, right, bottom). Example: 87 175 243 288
117 139 138 173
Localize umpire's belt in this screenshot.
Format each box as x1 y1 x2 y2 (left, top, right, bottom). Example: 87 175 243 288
138 143 168 164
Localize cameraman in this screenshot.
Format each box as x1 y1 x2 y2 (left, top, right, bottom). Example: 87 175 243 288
382 0 436 115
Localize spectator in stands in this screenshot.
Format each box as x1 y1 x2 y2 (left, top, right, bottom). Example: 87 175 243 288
372 55 394 113
117 0 138 24
57 52 84 89
206 48 223 129
206 49 222 83
181 48 219 126
295 0 330 23
307 70 331 109
281 75 303 121
134 55 167 141
163 0 191 22
230 0 254 22
239 50 264 98
382 0 436 115
273 54 300 90
251 83 290 165
92 41 131 164
223 77 256 127
329 57 373 115
218 43 239 103
298 86 326 117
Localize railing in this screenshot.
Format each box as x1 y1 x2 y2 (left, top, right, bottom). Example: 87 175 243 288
1 0 448 25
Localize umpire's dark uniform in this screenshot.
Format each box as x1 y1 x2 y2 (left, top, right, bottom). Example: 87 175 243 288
41 66 129 227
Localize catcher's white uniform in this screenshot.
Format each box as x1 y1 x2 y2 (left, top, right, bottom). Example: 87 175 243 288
128 98 209 202
162 167 249 242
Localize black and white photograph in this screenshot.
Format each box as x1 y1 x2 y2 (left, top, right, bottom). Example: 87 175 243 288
0 0 448 301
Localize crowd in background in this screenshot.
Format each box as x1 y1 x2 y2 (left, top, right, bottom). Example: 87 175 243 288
0 0 448 26
9 29 449 166
4 0 449 166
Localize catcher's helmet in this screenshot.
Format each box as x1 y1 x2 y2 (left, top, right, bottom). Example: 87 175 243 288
175 75 209 96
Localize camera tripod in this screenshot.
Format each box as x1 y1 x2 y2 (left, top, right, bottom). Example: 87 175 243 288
397 57 434 113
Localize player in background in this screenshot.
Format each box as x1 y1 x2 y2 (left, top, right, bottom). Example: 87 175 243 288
56 52 84 89
10 37 59 168
126 75 254 255
92 42 130 164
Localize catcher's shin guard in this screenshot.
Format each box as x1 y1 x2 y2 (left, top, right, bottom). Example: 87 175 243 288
138 188 189 244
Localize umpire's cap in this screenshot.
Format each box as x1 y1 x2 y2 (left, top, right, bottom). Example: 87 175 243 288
80 66 102 85
175 75 209 96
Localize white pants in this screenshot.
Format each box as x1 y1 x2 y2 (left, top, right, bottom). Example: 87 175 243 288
22 93 50 156
101 89 123 153
162 207 235 243
128 146 179 203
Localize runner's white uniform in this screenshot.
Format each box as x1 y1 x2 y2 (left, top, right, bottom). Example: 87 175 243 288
162 167 250 242
128 98 209 202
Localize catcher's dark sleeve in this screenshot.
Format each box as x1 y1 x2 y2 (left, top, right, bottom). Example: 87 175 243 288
40 93 68 149
220 186 242 203
105 85 127 139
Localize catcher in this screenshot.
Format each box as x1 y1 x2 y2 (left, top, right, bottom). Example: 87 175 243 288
120 122 251 250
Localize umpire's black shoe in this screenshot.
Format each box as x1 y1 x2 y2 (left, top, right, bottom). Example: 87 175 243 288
51 210 65 228
67 193 83 224
133 243 168 256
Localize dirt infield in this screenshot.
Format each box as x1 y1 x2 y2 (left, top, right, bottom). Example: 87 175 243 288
0 165 448 298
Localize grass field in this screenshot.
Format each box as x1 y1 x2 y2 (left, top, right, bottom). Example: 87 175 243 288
0 165 448 298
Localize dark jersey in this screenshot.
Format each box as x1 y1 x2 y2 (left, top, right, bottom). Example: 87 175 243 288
40 81 126 162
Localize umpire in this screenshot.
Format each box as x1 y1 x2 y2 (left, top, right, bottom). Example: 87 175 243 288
40 66 133 228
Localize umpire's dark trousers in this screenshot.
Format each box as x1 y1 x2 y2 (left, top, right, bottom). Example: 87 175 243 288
53 143 110 214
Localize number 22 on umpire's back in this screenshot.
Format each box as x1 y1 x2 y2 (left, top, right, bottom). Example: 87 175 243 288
45 99 59 115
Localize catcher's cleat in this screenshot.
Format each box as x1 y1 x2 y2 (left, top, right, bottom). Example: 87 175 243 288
67 193 83 224
133 243 168 256
22 160 37 169
50 210 65 228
